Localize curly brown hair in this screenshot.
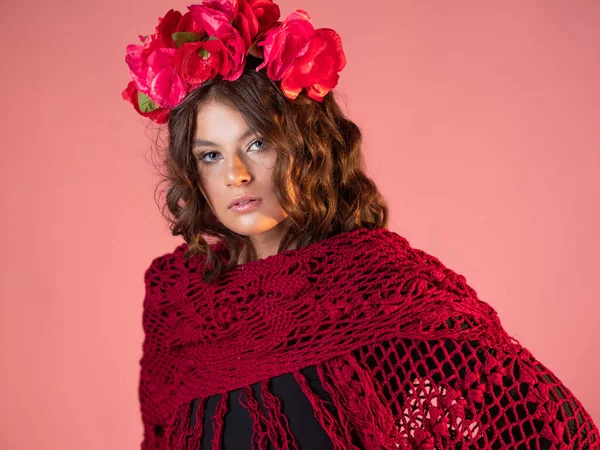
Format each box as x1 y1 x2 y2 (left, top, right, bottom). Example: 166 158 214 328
151 55 388 282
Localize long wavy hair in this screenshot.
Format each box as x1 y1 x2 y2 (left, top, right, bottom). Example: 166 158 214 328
153 55 388 282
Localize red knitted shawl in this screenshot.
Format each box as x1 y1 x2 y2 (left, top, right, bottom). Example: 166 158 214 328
139 227 598 449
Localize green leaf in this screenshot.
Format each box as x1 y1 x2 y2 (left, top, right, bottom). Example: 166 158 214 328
198 47 211 59
207 36 218 41
137 92 159 113
172 31 203 48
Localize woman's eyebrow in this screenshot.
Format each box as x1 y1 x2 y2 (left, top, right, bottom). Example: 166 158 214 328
194 128 256 148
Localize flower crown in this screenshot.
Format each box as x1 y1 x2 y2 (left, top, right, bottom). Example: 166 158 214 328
122 0 346 124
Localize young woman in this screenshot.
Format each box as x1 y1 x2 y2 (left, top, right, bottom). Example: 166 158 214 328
123 1 599 449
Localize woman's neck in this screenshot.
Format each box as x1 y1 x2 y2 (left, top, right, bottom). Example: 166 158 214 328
237 237 298 264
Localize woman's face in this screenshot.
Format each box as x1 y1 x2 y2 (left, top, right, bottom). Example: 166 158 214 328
194 99 288 237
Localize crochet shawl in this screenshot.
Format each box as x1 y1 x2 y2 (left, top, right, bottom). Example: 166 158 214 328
139 227 598 449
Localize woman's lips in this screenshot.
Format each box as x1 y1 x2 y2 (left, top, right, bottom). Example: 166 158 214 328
229 199 262 213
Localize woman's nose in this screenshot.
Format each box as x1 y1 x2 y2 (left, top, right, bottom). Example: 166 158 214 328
225 156 251 187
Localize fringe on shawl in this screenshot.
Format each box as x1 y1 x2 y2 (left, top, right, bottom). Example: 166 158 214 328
146 383 304 450
146 357 408 450
143 342 599 450
236 381 300 450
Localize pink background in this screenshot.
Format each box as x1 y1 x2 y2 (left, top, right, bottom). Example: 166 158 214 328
1 0 598 448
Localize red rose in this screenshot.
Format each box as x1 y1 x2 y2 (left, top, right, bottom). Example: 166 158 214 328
188 1 234 36
256 10 346 101
172 39 226 88
281 28 346 102
156 9 207 48
121 81 169 124
247 0 280 35
214 23 247 81
126 9 208 98
235 0 280 48
125 33 166 96
144 48 188 108
172 21 246 87
189 0 280 49
235 0 259 48
256 10 314 80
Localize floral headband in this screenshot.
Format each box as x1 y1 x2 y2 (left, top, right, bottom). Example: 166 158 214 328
122 0 346 124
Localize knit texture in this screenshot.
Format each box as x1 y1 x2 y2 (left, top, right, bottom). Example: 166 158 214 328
139 227 598 449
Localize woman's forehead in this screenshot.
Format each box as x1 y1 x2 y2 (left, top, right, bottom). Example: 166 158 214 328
195 101 252 142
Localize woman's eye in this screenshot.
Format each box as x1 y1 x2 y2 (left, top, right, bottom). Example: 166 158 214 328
197 139 266 165
198 151 220 164
250 139 266 150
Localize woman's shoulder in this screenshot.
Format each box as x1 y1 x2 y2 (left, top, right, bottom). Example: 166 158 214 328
143 240 224 292
144 242 188 278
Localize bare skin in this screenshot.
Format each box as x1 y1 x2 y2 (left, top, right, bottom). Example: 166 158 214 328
193 99 295 263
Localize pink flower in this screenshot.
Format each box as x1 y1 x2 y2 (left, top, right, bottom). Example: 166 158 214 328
236 0 260 48
247 0 280 35
256 10 314 80
215 23 247 80
126 9 207 96
156 9 207 48
125 34 165 96
187 3 247 81
235 0 280 48
281 27 345 101
256 10 346 101
188 1 234 36
121 81 169 124
145 48 188 108
173 39 227 88
189 0 280 48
